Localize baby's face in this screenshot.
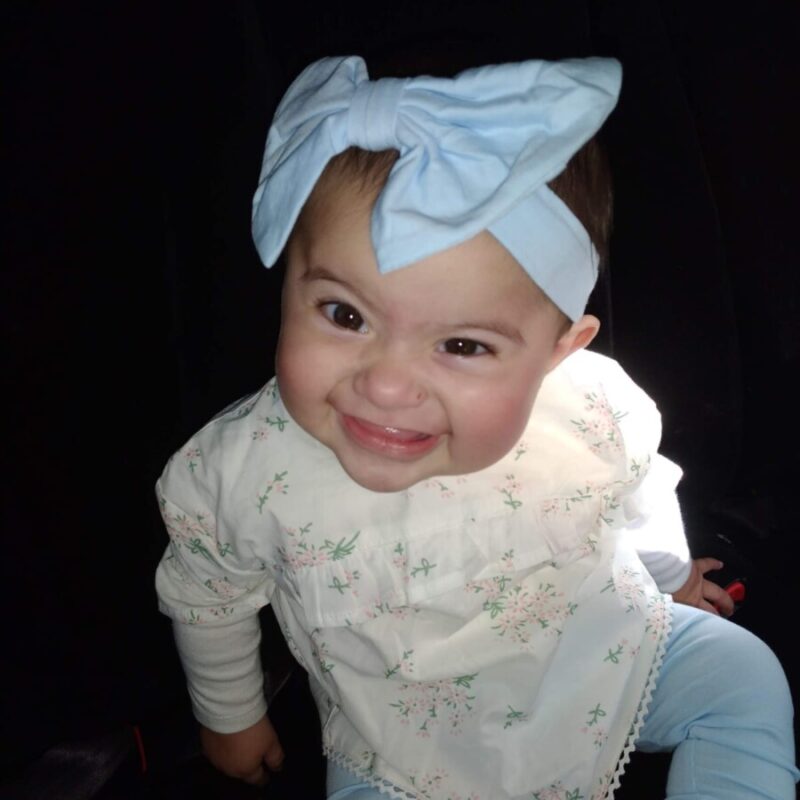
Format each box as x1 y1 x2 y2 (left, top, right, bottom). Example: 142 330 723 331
276 181 586 492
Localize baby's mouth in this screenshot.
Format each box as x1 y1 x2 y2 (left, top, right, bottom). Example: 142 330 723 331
363 420 431 442
340 414 439 457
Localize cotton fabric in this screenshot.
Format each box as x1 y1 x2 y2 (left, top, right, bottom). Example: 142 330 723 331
327 605 800 799
156 350 693 799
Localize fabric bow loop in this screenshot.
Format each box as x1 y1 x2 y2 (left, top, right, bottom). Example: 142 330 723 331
346 76 406 151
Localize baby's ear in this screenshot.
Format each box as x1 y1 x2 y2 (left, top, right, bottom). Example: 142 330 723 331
547 314 600 371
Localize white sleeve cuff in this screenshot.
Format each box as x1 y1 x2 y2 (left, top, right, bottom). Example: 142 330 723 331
172 614 267 733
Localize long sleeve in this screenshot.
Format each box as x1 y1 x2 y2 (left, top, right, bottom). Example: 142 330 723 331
171 613 267 732
155 486 275 730
622 453 691 593
154 398 279 732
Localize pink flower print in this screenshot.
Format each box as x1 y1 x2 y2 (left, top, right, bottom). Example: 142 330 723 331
591 727 608 749
504 589 529 617
540 498 562 517
184 447 201 473
384 650 415 679
310 629 334 673
467 575 509 604
344 568 360 596
422 479 455 498
602 567 645 613
411 768 449 797
531 783 585 800
572 390 627 456
591 772 614 800
577 533 599 556
447 708 465 733
256 470 289 513
392 551 408 572
646 594 669 640
536 784 565 800
513 438 529 461
497 474 523 510
564 486 595 513
584 417 606 440
250 428 269 441
304 548 332 567
489 582 570 644
390 674 476 736
279 523 325 571
204 576 237 600
500 549 515 571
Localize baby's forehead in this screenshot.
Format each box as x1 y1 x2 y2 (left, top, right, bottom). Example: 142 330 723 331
291 212 551 320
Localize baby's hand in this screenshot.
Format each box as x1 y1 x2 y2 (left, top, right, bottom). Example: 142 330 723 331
671 557 734 617
200 714 284 786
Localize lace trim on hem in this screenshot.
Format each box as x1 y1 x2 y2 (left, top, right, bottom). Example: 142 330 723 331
605 594 674 800
324 746 419 800
323 597 674 800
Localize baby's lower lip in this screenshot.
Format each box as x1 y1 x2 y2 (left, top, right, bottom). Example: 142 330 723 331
340 415 440 458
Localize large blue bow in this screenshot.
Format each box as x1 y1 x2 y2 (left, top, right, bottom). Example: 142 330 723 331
252 55 621 319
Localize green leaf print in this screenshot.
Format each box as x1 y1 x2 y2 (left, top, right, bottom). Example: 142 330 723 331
256 471 289 513
384 650 414 679
410 558 437 578
186 538 215 561
321 531 360 560
264 415 289 431
586 703 607 727
604 644 624 664
328 575 359 594
503 706 527 729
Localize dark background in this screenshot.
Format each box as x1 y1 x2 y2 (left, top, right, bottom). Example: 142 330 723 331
3 1 798 797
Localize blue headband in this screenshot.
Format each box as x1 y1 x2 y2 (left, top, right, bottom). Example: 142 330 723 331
252 56 621 320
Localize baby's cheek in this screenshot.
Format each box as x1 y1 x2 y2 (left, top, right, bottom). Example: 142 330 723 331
456 384 540 467
275 336 324 410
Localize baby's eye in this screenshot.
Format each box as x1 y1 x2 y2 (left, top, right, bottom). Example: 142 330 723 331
320 302 368 333
441 338 491 357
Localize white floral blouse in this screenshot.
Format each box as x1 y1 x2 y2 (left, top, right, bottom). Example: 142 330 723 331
155 350 689 800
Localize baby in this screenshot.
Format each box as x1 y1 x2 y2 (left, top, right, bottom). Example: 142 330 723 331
155 56 798 799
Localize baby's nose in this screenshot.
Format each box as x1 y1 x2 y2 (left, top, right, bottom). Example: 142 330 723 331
353 355 427 409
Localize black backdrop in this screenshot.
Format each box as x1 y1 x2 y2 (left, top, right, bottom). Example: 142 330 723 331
3 0 799 783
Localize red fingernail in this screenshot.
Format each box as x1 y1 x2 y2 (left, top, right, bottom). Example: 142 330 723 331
725 580 746 604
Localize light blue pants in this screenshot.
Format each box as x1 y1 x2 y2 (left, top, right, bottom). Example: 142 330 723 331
327 605 799 799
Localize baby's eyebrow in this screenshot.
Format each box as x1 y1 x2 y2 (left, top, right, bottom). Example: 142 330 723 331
301 265 340 283
301 265 372 305
448 319 525 344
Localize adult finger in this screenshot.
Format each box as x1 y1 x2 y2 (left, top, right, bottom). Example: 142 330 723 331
699 598 721 616
694 557 723 576
705 580 735 617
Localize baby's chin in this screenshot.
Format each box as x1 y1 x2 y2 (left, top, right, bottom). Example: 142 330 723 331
339 460 431 494
337 454 484 495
